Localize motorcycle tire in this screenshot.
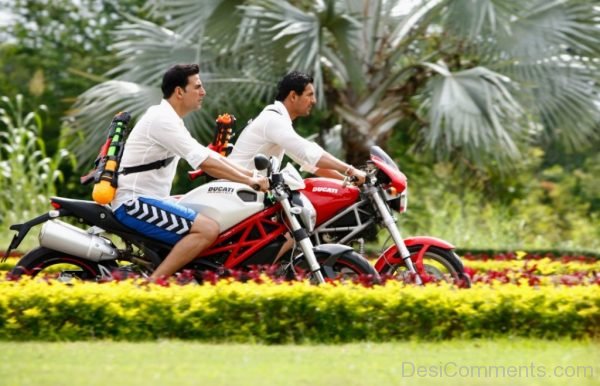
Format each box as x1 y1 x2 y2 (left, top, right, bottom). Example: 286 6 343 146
292 250 380 283
378 245 471 287
9 247 118 282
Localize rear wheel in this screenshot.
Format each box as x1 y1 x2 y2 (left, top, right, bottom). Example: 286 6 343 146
379 246 471 287
9 247 118 282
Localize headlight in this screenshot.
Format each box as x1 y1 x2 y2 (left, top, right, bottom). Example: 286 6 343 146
387 188 408 213
399 189 408 212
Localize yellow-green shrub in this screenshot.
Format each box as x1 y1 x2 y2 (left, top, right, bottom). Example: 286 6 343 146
0 278 598 342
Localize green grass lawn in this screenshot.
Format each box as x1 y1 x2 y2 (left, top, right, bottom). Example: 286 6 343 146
0 339 598 386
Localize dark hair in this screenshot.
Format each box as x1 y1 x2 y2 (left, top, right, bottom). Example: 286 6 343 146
161 64 200 98
275 71 313 101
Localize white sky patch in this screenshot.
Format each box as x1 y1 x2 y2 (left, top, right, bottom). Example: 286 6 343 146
0 9 16 42
0 9 14 26
392 0 422 16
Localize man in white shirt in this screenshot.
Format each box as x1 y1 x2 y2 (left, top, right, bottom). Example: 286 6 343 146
112 64 268 280
228 71 366 183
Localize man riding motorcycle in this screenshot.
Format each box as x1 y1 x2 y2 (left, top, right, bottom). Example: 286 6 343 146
228 71 365 184
112 63 268 280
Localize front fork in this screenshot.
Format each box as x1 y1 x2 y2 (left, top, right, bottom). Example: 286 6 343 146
370 187 423 285
279 196 326 284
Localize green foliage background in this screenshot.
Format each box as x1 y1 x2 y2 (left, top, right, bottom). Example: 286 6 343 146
0 96 73 233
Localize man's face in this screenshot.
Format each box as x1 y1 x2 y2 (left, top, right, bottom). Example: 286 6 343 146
291 83 316 118
181 74 206 113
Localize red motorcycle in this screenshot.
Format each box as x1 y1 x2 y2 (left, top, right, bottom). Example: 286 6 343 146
204 118 468 286
301 146 470 286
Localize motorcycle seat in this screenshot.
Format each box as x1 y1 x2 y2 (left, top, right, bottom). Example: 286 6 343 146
50 196 133 234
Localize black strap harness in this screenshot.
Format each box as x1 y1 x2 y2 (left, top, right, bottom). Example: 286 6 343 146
120 156 175 175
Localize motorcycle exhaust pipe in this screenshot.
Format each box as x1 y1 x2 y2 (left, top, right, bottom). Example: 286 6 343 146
39 220 118 262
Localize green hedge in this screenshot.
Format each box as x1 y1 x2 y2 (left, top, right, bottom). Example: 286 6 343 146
0 279 598 343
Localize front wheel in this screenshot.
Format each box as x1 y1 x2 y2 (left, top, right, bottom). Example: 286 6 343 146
9 247 118 282
291 250 380 283
378 245 471 287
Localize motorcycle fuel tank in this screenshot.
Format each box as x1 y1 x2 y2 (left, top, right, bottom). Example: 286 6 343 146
176 181 265 231
300 178 360 225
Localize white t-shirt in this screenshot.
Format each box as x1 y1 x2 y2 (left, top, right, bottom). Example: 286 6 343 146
228 101 324 173
112 99 214 209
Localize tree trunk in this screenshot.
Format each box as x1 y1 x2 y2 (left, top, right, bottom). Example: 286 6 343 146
341 125 374 167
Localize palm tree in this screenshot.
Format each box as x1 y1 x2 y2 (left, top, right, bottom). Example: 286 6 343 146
72 0 599 167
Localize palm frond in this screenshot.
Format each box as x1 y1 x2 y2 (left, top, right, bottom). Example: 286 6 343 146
70 79 235 165
334 105 372 138
507 60 600 147
70 81 161 164
238 1 325 102
68 0 599 170
463 0 600 61
513 0 600 57
318 0 364 90
334 94 403 143
421 63 524 159
389 0 446 48
442 0 520 39
108 17 200 85
320 45 349 87
145 0 245 41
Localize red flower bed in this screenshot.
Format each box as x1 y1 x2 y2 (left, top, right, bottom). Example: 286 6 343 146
464 266 600 287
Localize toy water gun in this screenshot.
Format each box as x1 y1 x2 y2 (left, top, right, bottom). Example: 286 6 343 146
189 113 236 180
208 113 236 156
80 112 131 204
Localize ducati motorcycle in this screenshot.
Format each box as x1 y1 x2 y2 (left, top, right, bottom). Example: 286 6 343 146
198 113 467 285
4 155 377 283
302 146 470 286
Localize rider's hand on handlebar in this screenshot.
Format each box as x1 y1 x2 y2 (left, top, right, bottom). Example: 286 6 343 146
345 166 366 186
250 175 269 191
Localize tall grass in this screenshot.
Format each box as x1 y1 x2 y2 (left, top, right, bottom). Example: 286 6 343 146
0 95 73 252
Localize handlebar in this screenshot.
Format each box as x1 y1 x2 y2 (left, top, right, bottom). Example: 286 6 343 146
342 175 360 188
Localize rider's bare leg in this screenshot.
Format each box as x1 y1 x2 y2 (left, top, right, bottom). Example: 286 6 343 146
150 214 219 279
273 233 294 263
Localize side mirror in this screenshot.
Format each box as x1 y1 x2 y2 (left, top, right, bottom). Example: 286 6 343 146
253 154 270 171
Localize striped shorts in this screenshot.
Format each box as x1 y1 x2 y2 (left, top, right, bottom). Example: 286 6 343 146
114 197 197 245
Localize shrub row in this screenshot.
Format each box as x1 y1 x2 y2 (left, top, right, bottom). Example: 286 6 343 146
0 279 598 343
